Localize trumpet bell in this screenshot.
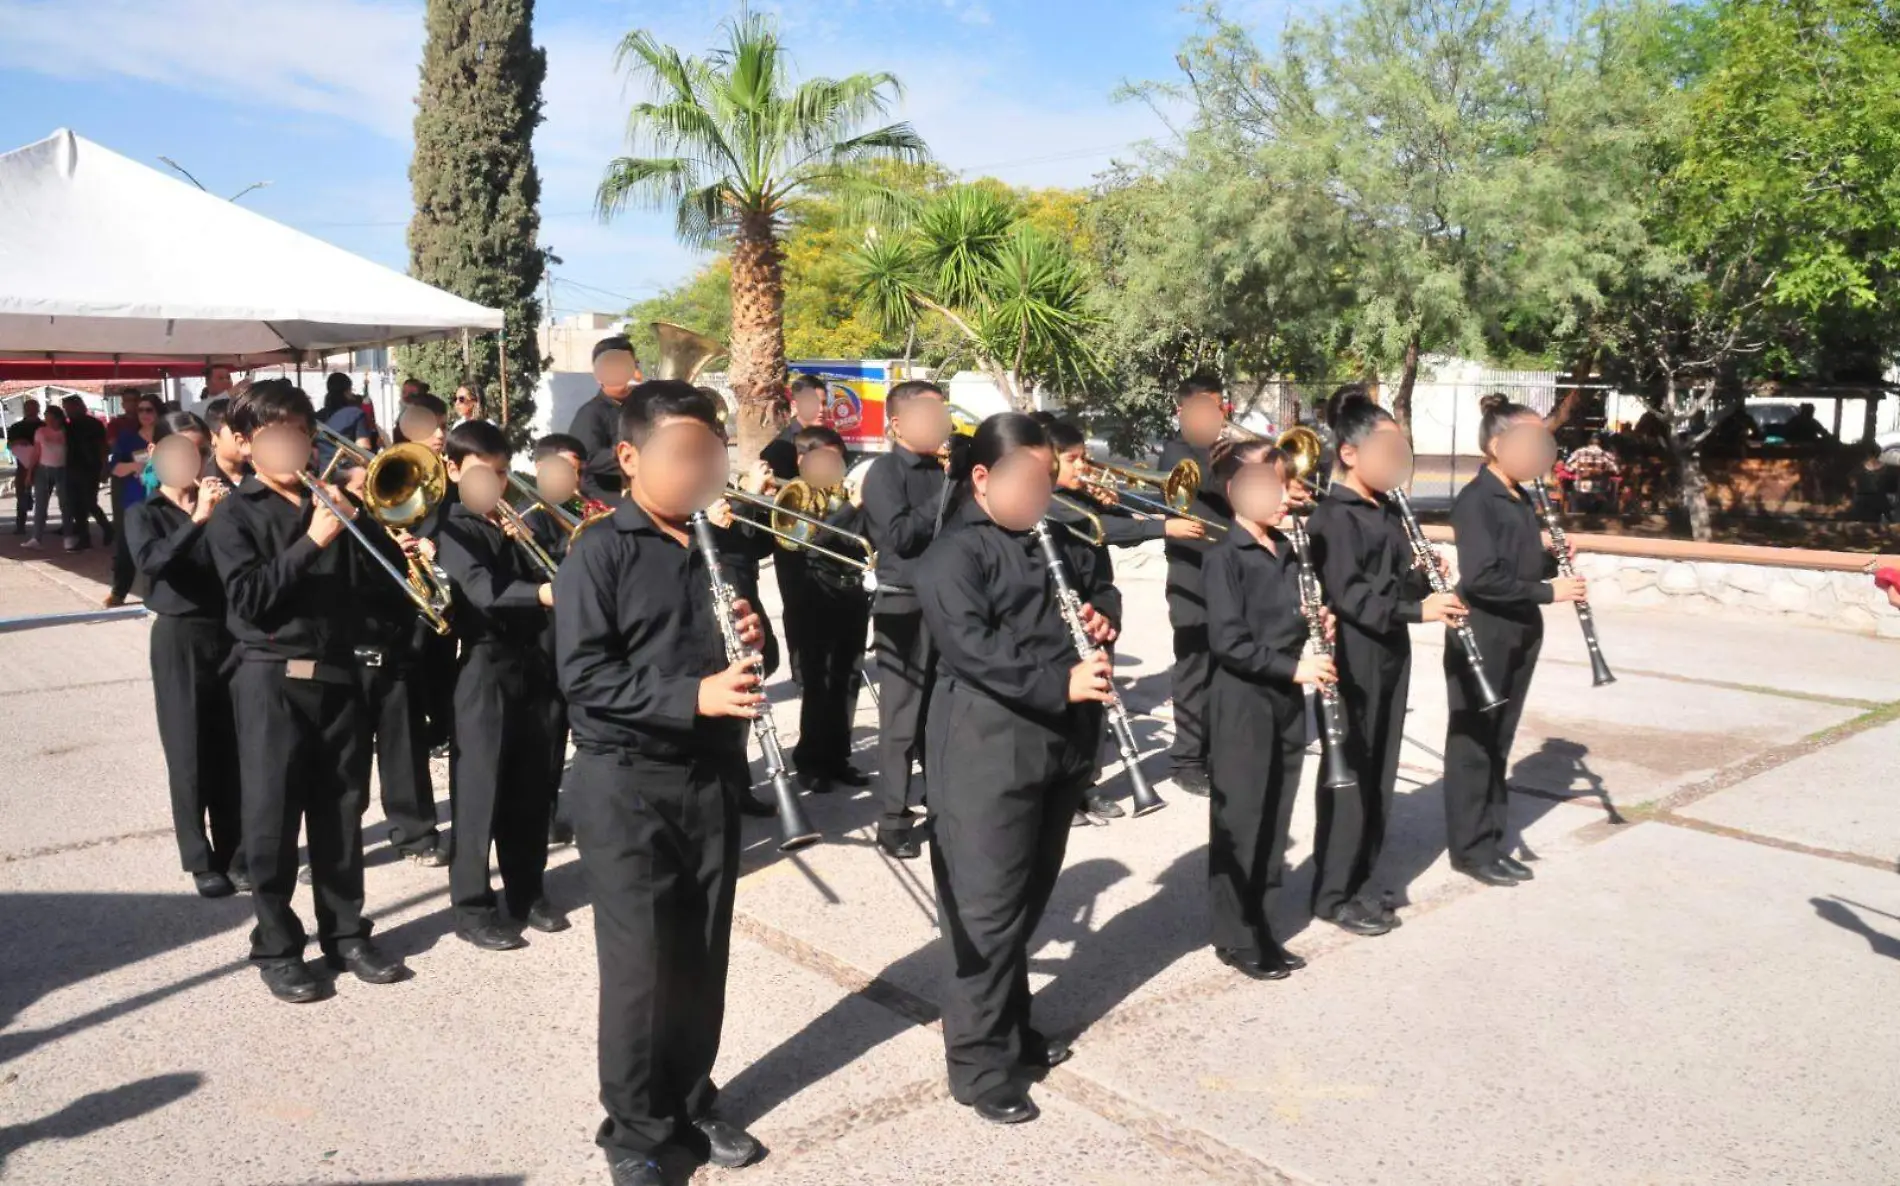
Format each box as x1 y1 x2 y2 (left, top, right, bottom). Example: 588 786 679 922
1162 458 1202 513
652 322 726 384
365 442 447 530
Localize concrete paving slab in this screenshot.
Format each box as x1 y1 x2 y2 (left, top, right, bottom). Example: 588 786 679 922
1677 718 1900 864
1061 822 1900 1186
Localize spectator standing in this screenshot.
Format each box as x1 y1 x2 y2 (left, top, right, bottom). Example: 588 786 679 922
22 406 68 547
60 395 110 551
1563 433 1621 514
105 394 163 605
451 385 485 423
7 398 43 535
316 373 375 474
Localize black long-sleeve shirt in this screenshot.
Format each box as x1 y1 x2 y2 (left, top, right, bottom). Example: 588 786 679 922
1155 436 1230 625
861 444 947 594
915 499 1121 727
1451 465 1556 625
1047 487 1164 588
433 502 549 651
1203 526 1307 688
125 496 224 618
1306 484 1426 645
783 498 872 597
759 423 801 483
567 389 627 505
553 499 745 759
206 477 384 665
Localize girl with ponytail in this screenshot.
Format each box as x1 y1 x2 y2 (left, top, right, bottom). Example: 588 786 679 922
1305 389 1467 933
914 412 1122 1126
1442 395 1586 888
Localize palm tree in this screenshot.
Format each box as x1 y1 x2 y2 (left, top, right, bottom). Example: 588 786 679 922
596 14 928 458
851 186 1098 410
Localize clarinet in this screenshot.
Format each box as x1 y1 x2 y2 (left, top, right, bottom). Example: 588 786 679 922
689 512 821 852
1031 521 1165 817
1530 479 1615 687
1287 518 1357 791
1390 489 1506 713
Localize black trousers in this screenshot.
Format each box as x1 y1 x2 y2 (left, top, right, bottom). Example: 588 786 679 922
63 472 105 546
1443 613 1543 869
12 468 30 532
351 660 440 854
1167 624 1213 773
569 748 741 1157
449 643 556 925
1311 635 1411 917
871 593 933 837
149 615 243 876
1206 673 1305 953
418 630 458 751
232 660 369 963
927 681 1096 1102
775 556 808 680
788 574 870 777
109 487 135 597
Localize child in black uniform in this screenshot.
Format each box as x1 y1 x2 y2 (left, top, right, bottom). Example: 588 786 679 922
126 411 245 898
916 412 1120 1126
1156 376 1230 797
1203 438 1336 981
1307 389 1468 933
433 420 566 950
524 432 592 846
1444 395 1586 887
553 381 769 1186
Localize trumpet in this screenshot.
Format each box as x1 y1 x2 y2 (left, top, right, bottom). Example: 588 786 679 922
724 482 880 591
310 424 454 632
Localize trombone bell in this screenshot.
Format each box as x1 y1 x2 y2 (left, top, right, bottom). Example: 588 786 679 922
364 442 447 530
1274 425 1326 486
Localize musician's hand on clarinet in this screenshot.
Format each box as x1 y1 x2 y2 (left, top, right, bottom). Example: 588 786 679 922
1421 591 1468 625
732 597 764 650
1164 517 1205 541
707 497 735 530
537 583 555 607
698 656 765 719
1549 575 1588 603
191 478 227 523
1078 602 1118 646
1067 652 1114 704
306 483 356 547
1294 654 1338 687
1320 605 1337 644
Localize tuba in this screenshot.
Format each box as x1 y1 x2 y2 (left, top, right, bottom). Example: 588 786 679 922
651 322 726 384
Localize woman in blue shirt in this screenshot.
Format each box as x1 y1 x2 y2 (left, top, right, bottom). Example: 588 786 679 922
104 394 162 606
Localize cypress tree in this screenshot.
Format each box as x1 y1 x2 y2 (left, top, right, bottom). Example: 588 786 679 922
405 0 545 439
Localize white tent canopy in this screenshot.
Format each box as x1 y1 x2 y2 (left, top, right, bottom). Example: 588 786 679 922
0 129 504 365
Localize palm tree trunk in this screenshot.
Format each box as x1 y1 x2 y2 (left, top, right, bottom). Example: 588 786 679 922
1393 334 1420 437
727 212 787 464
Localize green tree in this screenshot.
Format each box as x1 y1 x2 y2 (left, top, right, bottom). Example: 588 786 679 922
849 186 1098 410
405 0 546 439
596 13 927 459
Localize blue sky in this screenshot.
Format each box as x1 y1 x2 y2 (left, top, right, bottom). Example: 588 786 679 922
0 0 1285 320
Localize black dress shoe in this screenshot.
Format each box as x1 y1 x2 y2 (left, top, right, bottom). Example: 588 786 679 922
739 795 777 818
605 1155 666 1186
833 764 872 788
549 818 576 846
259 961 322 1004
796 769 835 794
523 899 570 933
1083 794 1125 819
193 871 235 898
458 921 528 951
329 940 406 983
1023 1034 1073 1069
1328 899 1394 936
1215 946 1290 981
1497 854 1535 881
971 1083 1039 1125
691 1117 761 1168
405 843 449 868
1173 768 1211 798
878 832 920 860
1454 861 1520 888
227 867 253 893
1263 942 1307 972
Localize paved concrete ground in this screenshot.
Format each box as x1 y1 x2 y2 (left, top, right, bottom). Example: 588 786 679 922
2 519 1898 1185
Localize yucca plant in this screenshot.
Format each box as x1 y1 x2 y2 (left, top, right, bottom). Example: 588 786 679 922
596 14 927 457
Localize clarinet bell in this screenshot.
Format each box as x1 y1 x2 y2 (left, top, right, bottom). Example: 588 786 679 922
1473 665 1508 714
770 769 822 852
1589 651 1617 688
1127 760 1167 817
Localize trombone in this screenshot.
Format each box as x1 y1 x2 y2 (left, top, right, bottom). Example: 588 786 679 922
723 479 881 590
490 471 577 582
311 422 455 632
1049 493 1107 547
1075 457 1226 534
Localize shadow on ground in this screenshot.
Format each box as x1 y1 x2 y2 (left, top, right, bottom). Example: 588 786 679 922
0 1072 202 1170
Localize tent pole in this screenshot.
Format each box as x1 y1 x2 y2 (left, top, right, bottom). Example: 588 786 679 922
498 330 510 427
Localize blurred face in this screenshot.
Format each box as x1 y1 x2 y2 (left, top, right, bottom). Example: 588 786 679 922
1340 422 1415 493
1493 414 1558 483
536 452 582 505
594 349 638 398
247 423 313 482
153 433 207 489
792 389 824 426
1179 392 1225 448
622 416 726 520
399 407 446 454
453 387 479 419
798 445 846 489
1227 457 1288 526
1055 445 1087 490
973 445 1055 532
893 394 952 455
449 453 507 515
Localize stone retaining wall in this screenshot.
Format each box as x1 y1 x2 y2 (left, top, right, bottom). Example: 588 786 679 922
1568 551 1898 637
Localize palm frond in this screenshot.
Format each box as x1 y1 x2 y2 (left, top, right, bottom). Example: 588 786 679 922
596 156 700 220
917 187 1019 310
613 30 698 106
786 74 902 157
848 233 928 338
675 182 733 250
